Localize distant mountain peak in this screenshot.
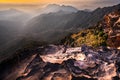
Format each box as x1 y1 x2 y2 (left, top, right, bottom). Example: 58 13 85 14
46 4 60 7
0 8 24 15
45 4 78 12
36 4 78 14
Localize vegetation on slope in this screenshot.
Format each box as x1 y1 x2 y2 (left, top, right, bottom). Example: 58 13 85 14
61 9 120 48
61 25 108 47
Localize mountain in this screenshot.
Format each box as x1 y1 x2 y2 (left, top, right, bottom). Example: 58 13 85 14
0 20 22 46
83 9 92 12
0 8 22 16
0 20 24 60
25 4 120 43
0 9 31 23
25 11 76 42
35 4 78 15
0 4 120 80
61 10 120 48
0 8 29 46
0 9 33 59
64 4 120 29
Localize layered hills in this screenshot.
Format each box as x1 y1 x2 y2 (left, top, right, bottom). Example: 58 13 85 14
0 3 120 80
25 4 120 43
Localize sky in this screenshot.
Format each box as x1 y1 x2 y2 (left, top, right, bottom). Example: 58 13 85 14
0 0 120 10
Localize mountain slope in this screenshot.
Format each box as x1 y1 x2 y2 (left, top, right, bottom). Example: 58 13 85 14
0 20 22 46
25 4 120 43
65 4 120 28
0 9 31 23
0 4 120 80
61 10 120 48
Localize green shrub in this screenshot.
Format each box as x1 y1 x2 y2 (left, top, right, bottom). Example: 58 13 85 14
61 26 108 47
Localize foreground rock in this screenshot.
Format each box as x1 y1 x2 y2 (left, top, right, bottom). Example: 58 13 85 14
0 45 120 80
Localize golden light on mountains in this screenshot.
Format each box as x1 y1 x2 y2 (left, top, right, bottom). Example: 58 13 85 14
0 0 119 10
0 0 61 3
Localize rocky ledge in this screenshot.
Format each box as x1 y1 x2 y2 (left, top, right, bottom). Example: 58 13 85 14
0 45 120 80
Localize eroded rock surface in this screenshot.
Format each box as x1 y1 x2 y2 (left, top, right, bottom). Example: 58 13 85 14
0 45 120 80
103 10 120 48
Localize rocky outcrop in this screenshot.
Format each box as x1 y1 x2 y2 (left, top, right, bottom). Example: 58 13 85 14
0 45 120 80
102 10 120 48
64 46 119 80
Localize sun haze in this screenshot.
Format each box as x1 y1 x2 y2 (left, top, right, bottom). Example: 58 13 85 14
0 0 61 3
0 0 120 10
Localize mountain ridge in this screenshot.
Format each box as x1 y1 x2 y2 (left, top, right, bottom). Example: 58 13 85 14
35 4 78 15
0 3 120 80
25 3 120 43
61 9 120 48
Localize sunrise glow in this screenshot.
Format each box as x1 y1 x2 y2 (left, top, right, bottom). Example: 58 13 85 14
0 0 120 10
0 0 61 4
